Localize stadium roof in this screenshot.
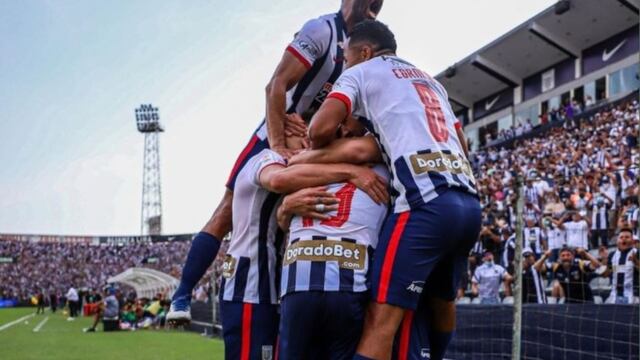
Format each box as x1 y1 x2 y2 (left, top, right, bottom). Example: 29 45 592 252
108 268 179 299
435 0 639 111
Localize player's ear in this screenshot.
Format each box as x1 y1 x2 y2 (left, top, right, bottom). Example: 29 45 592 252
362 44 374 61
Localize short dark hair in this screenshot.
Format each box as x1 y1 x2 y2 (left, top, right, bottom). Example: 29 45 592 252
349 20 397 53
619 228 633 236
559 247 574 255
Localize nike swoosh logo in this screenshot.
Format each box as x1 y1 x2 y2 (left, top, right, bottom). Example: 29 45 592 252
485 95 500 111
602 39 627 62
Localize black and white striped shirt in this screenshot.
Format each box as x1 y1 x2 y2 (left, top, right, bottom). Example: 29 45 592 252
608 248 639 301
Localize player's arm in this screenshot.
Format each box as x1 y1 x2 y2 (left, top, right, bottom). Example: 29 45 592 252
289 135 381 165
308 98 349 149
266 19 329 157
309 68 360 149
265 52 309 158
259 162 388 204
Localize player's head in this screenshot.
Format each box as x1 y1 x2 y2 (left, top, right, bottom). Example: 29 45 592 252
617 228 633 250
344 20 396 68
343 0 384 29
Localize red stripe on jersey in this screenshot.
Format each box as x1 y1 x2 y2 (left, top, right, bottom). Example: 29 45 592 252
274 335 280 360
286 45 312 69
327 92 352 115
227 135 259 185
240 303 253 360
398 310 414 360
377 211 410 303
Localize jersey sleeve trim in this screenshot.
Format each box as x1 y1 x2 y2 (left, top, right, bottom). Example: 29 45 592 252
256 162 286 186
327 91 352 114
454 121 462 130
286 45 312 69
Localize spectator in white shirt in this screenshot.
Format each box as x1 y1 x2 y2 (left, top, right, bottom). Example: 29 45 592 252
555 212 590 249
543 215 566 263
472 252 512 304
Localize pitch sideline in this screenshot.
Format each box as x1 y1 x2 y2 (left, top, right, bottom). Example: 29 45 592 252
0 313 35 332
32 316 49 332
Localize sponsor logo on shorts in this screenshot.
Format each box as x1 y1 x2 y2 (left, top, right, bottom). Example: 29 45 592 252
407 281 424 294
221 256 236 279
420 348 429 358
284 240 366 270
261 345 273 360
409 152 473 177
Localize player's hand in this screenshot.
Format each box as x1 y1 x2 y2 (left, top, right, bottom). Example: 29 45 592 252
543 249 552 258
349 166 389 205
284 113 308 137
576 248 587 257
281 186 339 220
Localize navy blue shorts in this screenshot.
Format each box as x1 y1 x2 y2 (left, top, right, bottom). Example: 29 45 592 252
278 291 369 360
220 301 279 360
225 124 270 191
392 294 432 360
371 189 481 309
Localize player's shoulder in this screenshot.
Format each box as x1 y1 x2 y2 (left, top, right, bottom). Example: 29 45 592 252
298 13 334 37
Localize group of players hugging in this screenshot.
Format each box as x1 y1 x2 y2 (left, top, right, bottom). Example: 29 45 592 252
166 1 482 359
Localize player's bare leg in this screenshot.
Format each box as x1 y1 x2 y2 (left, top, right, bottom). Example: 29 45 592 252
355 302 405 359
167 190 233 325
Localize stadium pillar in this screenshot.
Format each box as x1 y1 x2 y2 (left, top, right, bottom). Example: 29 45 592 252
511 175 524 360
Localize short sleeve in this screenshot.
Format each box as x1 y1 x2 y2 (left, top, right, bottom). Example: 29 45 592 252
248 150 286 186
327 67 361 115
286 18 331 69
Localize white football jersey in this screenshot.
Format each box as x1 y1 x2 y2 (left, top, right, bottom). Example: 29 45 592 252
251 11 348 141
280 165 389 297
328 55 477 213
221 149 285 304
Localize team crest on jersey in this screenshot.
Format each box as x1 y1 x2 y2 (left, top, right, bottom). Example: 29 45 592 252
284 240 366 270
221 255 236 278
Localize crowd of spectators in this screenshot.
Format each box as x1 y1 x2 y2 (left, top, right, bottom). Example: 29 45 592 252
464 97 639 304
0 240 212 304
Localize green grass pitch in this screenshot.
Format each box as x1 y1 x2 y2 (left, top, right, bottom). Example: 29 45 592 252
0 307 224 359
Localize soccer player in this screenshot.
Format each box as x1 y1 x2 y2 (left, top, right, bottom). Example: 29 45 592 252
167 0 384 323
276 134 388 359
220 132 387 359
308 20 481 360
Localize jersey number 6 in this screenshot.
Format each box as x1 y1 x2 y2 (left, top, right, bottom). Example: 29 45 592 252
413 81 449 142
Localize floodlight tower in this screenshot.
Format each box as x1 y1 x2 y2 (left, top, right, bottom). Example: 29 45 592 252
135 104 163 235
